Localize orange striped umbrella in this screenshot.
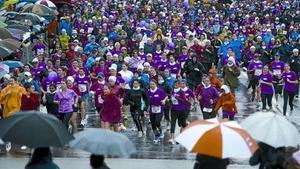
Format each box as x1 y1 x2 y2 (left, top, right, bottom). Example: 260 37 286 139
175 118 258 159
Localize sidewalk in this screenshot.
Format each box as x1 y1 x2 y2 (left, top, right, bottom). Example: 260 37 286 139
0 157 258 169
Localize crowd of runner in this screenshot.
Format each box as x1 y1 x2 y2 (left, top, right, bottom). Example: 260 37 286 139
0 0 299 145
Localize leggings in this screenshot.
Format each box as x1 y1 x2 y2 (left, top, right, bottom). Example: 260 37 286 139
283 90 295 116
150 113 163 136
131 111 143 132
202 111 216 120
261 93 273 110
170 109 187 134
58 112 73 129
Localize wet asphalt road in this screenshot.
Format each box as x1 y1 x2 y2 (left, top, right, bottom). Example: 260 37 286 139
0 72 298 162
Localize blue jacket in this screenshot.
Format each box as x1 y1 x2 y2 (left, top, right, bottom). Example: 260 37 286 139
83 42 100 54
229 39 244 61
218 43 230 58
21 79 41 93
58 21 72 36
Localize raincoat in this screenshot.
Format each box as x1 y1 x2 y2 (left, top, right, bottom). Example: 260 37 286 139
0 84 26 118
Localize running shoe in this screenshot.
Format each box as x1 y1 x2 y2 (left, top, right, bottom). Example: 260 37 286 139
168 139 175 145
21 145 27 150
159 132 164 139
5 142 11 152
153 136 160 144
138 131 143 138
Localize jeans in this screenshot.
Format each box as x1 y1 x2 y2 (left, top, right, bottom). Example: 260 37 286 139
283 90 295 116
261 93 273 110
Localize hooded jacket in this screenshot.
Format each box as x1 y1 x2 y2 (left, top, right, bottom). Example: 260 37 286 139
214 85 238 113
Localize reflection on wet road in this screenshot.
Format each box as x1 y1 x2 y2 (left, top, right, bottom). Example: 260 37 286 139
0 76 264 160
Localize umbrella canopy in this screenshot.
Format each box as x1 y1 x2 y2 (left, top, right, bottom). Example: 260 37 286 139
35 0 56 10
0 138 3 144
6 28 25 40
15 2 31 11
240 112 300 148
13 12 44 25
0 111 74 148
21 3 57 16
0 21 7 28
6 24 31 32
175 118 258 159
0 63 9 78
0 46 13 58
0 38 22 51
70 128 137 158
2 60 24 69
0 28 13 39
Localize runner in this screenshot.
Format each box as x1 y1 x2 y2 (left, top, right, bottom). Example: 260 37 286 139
148 80 168 144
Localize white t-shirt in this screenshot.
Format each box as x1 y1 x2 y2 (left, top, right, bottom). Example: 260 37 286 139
119 70 133 83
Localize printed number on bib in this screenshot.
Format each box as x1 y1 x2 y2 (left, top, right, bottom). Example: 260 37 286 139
151 106 161 113
171 96 179 105
203 107 213 112
254 69 262 76
273 69 281 75
79 84 87 92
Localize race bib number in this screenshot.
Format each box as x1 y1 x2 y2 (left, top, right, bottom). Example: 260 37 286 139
98 95 104 104
203 107 213 112
79 84 87 92
254 69 262 76
37 48 44 55
151 106 161 113
171 96 179 105
88 27 94 34
171 73 177 79
273 69 281 75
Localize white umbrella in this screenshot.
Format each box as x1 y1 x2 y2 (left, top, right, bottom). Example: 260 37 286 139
175 118 258 159
240 112 300 148
70 128 136 158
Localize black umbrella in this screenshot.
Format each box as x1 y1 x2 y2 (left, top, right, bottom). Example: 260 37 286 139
0 111 74 148
0 38 22 51
6 24 31 32
0 46 13 58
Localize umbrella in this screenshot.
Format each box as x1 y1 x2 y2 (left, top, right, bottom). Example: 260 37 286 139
0 28 13 39
13 12 44 24
0 46 13 58
0 21 7 28
6 28 25 40
175 118 258 159
0 38 22 51
15 1 31 10
70 128 136 158
240 112 300 148
35 0 56 10
0 63 9 78
21 3 57 16
2 60 24 69
0 111 74 148
6 24 31 32
0 139 3 144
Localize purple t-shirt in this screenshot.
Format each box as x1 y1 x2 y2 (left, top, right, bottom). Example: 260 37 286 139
148 88 166 114
54 89 78 113
168 62 180 78
271 61 284 78
156 59 169 72
75 75 90 95
248 61 263 78
282 71 297 93
260 73 274 94
199 86 219 109
171 89 187 111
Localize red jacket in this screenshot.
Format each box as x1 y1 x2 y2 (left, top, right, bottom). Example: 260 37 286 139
21 93 40 111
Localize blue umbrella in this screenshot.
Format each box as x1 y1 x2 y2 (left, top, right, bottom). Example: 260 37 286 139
1 60 24 69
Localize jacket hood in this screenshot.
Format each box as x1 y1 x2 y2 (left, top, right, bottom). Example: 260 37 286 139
221 85 230 94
